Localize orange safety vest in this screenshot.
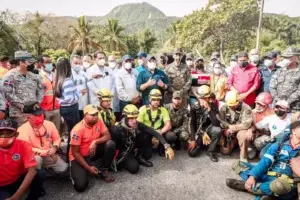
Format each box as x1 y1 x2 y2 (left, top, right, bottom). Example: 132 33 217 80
40 70 60 111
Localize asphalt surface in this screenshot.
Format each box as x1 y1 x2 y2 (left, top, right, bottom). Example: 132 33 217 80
41 150 254 200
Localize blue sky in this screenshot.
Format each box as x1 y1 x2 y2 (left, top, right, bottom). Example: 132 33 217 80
1 0 299 17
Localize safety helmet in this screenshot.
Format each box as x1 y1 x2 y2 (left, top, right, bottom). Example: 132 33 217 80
122 104 139 118
97 88 113 101
149 89 162 100
225 91 239 107
255 92 272 106
197 85 211 98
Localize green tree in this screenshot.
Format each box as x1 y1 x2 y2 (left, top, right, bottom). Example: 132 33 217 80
0 15 19 56
43 49 70 63
125 35 139 57
68 16 102 55
138 28 157 53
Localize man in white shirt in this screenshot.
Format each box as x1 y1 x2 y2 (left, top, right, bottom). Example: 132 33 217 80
115 55 140 112
86 51 113 106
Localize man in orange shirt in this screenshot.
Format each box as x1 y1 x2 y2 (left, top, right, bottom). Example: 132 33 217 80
0 56 9 79
18 107 68 174
69 104 116 192
0 119 44 200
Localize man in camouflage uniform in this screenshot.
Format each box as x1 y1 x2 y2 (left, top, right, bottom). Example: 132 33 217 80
165 48 191 107
2 51 44 126
164 91 189 149
269 47 300 113
219 91 253 162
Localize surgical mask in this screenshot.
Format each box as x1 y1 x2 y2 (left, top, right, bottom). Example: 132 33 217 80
160 59 166 65
197 64 204 70
148 63 156 70
109 62 116 68
27 64 34 71
281 59 292 68
209 61 216 67
213 68 222 75
124 63 132 70
239 61 248 68
83 62 90 69
73 65 81 72
275 110 287 117
97 59 105 66
138 59 144 66
264 59 273 68
0 136 16 149
230 61 237 68
29 115 44 128
186 60 193 66
250 55 260 63
173 55 180 60
45 63 53 72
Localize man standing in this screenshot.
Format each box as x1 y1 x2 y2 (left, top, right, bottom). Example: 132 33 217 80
270 47 300 112
226 54 238 76
249 49 261 68
227 52 261 107
82 54 93 72
2 51 44 126
259 51 280 93
39 55 61 132
69 105 116 192
165 48 191 107
185 53 195 70
136 52 148 73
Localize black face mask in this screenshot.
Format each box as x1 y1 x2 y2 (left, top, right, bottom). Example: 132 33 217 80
160 59 167 65
197 64 204 69
240 61 248 68
275 110 286 117
27 64 35 71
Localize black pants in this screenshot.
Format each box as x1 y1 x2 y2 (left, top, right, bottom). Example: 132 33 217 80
0 172 43 200
70 140 116 192
120 153 140 174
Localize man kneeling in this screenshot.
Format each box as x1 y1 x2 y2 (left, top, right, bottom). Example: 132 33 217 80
69 105 116 192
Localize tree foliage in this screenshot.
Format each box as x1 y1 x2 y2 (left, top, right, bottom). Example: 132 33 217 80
137 28 157 53
43 49 70 63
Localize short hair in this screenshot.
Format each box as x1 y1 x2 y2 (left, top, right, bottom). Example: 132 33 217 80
70 54 81 61
291 120 300 131
83 54 92 60
9 58 18 65
237 51 248 58
94 51 106 59
0 56 9 62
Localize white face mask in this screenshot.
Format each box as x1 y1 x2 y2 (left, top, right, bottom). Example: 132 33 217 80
83 62 90 69
148 62 156 70
250 55 260 63
264 59 273 68
281 59 292 68
97 59 105 66
230 61 237 68
209 61 216 67
73 65 81 72
124 63 132 69
109 62 116 68
138 59 144 66
213 68 222 75
186 60 193 66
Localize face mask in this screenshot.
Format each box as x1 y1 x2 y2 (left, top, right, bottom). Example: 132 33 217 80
27 64 34 71
45 63 53 72
73 65 81 72
160 59 166 65
197 64 204 70
0 136 16 149
213 68 222 75
29 115 45 128
264 59 273 68
97 59 105 66
109 62 116 68
250 55 260 63
83 62 90 69
173 55 180 61
239 61 248 68
186 60 193 66
124 63 132 70
209 61 216 67
230 61 237 67
275 110 287 117
148 63 156 70
281 59 292 68
138 59 144 66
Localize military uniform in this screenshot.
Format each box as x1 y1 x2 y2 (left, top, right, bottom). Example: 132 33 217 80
2 68 44 126
219 102 253 161
164 103 189 141
165 62 191 106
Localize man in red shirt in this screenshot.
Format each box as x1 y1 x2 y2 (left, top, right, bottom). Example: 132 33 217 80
69 104 116 192
0 119 44 200
227 52 261 107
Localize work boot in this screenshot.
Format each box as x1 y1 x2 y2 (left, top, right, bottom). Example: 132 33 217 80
260 196 276 200
158 144 165 157
226 179 247 192
207 152 218 162
137 156 153 167
174 139 181 150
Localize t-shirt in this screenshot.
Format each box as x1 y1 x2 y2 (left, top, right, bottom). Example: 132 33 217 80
137 105 170 130
69 119 108 161
268 113 292 139
0 139 36 186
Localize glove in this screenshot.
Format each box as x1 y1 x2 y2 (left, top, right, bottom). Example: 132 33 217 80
165 147 175 160
202 132 211 146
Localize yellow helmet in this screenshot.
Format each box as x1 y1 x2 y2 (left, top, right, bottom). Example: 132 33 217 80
122 104 139 118
225 91 239 107
97 88 113 101
149 89 162 100
197 85 211 98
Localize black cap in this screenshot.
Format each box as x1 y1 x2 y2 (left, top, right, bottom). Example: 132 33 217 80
264 52 277 59
23 102 44 116
0 119 18 131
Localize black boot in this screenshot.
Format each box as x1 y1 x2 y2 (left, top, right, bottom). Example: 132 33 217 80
207 152 218 162
158 144 165 157
174 139 181 150
137 156 153 167
226 179 247 192
260 196 277 200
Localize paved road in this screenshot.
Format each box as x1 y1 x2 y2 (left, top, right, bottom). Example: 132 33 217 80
42 151 254 200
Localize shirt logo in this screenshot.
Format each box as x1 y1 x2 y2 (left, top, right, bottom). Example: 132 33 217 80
72 133 79 141
272 125 277 130
12 153 20 161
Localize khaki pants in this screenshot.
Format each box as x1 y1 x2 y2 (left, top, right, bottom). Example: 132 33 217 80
236 130 249 161
35 155 68 173
44 109 61 134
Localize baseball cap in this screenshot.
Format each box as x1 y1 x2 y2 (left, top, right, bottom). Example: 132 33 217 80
137 52 147 58
147 55 156 61
275 100 289 109
172 91 182 99
122 55 132 62
211 51 220 57
83 104 98 115
0 119 18 131
23 102 44 116
186 53 194 59
264 52 277 59
210 55 218 61
282 47 300 58
196 57 204 62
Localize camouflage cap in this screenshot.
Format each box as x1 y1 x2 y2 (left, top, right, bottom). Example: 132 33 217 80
186 53 194 59
282 47 300 58
211 51 220 57
172 91 182 99
14 51 36 62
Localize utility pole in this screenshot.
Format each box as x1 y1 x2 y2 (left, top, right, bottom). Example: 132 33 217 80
256 0 265 50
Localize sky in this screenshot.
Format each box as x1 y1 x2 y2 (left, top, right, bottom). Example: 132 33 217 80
1 0 299 17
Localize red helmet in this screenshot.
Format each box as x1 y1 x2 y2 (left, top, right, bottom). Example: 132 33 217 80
255 92 272 106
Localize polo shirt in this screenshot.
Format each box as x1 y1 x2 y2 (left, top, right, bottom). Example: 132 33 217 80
137 105 170 130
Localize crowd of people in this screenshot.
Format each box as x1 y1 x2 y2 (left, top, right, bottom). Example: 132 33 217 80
0 47 300 200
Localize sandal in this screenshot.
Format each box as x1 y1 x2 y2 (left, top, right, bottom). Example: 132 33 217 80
99 170 115 183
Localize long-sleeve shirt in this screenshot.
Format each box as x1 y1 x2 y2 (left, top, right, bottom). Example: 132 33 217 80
259 65 280 93
227 64 261 106
115 67 139 102
56 77 79 107
111 67 120 112
71 69 89 110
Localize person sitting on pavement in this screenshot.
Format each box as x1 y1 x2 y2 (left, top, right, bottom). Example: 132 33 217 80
17 106 68 175
69 104 116 192
164 91 190 150
137 89 175 156
0 119 45 200
113 104 174 174
97 88 116 128
226 120 300 200
219 90 253 162
189 85 221 162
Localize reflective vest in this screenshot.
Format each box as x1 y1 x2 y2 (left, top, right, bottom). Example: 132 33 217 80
40 70 60 111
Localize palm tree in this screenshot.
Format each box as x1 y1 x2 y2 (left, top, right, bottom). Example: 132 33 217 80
138 28 156 53
68 16 102 55
102 19 128 53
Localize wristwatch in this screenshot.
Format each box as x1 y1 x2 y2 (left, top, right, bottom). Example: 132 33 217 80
164 143 171 150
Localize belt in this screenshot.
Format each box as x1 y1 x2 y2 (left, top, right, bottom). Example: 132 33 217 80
267 171 294 184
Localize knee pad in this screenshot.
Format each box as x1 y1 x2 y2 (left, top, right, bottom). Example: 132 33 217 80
270 178 292 196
